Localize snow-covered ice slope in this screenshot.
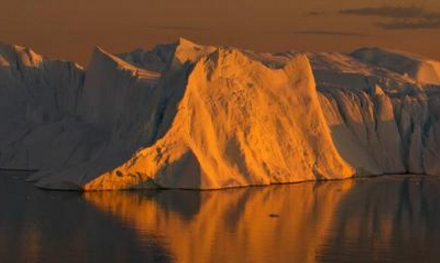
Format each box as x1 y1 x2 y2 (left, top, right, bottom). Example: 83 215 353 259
352 47 440 85
1 38 440 190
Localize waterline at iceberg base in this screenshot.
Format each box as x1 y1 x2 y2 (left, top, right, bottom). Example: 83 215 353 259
0 38 439 190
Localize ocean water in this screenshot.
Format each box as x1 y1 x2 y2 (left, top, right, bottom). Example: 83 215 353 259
1 171 440 263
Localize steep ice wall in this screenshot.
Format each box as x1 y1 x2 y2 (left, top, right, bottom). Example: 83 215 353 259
0 42 84 117
303 51 440 176
256 48 440 177
0 42 87 170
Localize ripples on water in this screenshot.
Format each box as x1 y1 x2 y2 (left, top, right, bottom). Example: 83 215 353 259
1 171 440 263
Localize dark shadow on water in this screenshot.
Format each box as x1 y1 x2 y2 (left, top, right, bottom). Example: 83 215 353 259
317 176 440 263
0 171 173 263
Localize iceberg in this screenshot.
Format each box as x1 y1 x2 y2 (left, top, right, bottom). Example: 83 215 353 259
0 38 439 190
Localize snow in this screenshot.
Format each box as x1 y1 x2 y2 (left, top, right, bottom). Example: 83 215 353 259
1 38 440 190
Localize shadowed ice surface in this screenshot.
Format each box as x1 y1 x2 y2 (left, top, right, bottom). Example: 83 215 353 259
1 171 440 262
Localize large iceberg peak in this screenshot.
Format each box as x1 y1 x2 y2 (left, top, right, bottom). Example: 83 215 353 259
79 49 354 190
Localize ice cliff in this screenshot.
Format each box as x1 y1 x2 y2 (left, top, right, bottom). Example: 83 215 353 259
0 38 439 190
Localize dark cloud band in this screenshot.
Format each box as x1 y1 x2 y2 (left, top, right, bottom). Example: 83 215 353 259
340 5 440 30
340 6 424 18
378 20 440 30
295 30 369 37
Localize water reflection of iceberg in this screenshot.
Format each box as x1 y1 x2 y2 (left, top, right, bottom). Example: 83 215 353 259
86 179 352 263
85 176 440 263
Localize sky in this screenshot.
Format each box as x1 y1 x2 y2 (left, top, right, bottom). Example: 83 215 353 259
1 0 440 65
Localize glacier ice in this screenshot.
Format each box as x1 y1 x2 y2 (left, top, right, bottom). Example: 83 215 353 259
0 38 439 190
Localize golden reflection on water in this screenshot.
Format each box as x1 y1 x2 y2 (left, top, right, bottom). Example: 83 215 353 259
85 176 440 263
85 180 355 263
2 173 440 263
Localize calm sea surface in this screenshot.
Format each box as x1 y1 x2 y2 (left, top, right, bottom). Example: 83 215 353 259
1 171 440 263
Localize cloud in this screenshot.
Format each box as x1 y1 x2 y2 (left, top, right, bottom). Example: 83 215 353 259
307 11 326 16
340 6 424 18
294 30 369 37
340 5 440 30
378 19 440 30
